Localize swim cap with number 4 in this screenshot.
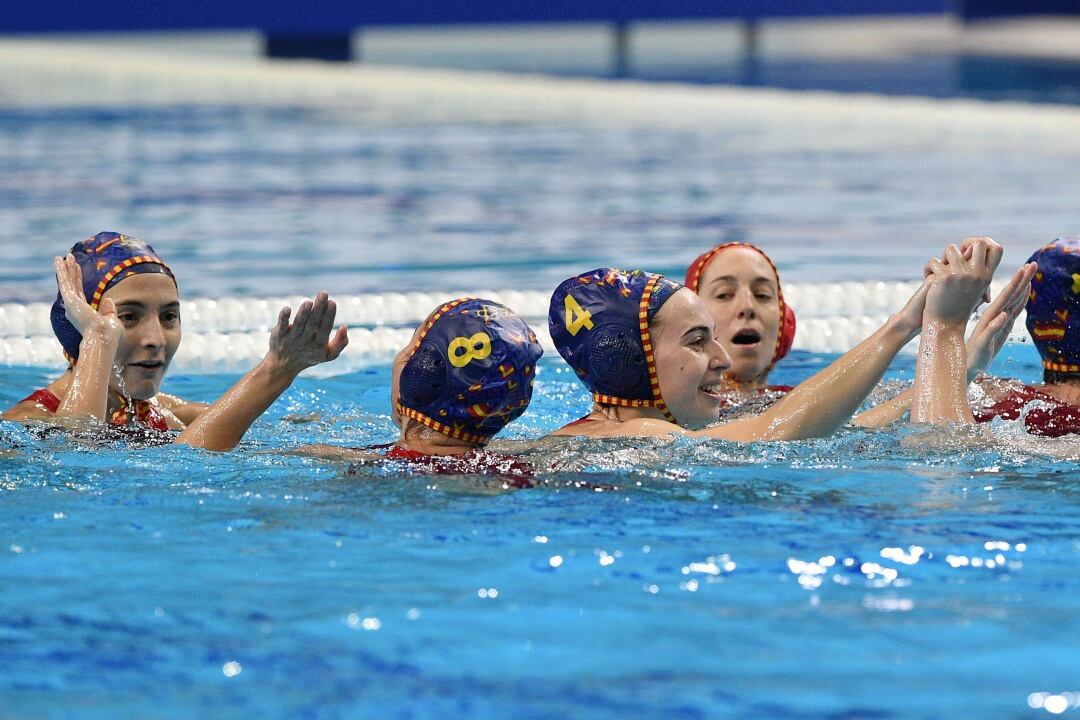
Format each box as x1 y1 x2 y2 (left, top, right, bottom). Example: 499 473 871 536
548 268 682 419
398 298 544 444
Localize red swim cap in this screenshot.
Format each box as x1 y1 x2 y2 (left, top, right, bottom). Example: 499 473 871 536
685 242 796 365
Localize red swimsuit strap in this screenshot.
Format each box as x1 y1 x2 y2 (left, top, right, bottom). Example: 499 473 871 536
20 389 60 413
20 388 169 431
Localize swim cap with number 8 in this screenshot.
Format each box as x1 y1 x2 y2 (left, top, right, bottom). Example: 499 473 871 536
397 298 544 444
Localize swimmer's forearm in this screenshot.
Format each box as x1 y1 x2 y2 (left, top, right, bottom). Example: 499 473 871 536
175 356 298 451
57 327 121 423
851 388 912 428
911 321 973 425
287 443 379 461
719 317 914 441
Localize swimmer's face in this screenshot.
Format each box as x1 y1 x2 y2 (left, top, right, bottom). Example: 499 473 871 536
649 289 732 428
390 317 430 429
696 247 781 385
101 273 181 401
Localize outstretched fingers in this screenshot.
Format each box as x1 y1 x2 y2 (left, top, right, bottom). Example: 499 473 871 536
314 295 336 341
272 305 292 341
1008 263 1038 313
55 255 83 307
303 292 329 338
327 325 349 361
290 299 315 338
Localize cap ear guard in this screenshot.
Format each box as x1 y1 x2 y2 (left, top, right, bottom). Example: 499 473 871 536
399 344 449 408
50 296 84 362
584 324 646 397
774 303 797 364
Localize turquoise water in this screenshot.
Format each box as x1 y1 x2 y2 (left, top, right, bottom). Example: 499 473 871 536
2 100 1080 717
3 345 1080 719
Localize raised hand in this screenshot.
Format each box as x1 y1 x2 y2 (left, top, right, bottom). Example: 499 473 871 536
965 261 1037 380
923 237 1002 326
267 291 349 377
177 291 349 451
55 255 123 346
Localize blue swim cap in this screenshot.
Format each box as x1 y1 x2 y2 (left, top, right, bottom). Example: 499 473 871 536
51 231 175 361
548 268 682 421
397 298 543 445
1026 236 1080 375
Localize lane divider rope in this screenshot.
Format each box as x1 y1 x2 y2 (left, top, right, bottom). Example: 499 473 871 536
0 281 1030 373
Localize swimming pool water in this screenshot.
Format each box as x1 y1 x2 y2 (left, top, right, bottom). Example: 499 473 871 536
3 343 1080 719
0 104 1076 303
2 87 1079 718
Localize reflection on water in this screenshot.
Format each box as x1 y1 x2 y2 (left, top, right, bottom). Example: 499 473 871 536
2 344 1080 717
0 104 1075 302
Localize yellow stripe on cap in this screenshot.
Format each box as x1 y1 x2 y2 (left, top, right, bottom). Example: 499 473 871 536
89 255 171 310
394 402 489 446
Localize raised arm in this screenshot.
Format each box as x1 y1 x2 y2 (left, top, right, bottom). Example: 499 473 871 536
911 239 1002 424
701 280 930 442
853 260 1035 428
176 291 348 451
54 255 124 423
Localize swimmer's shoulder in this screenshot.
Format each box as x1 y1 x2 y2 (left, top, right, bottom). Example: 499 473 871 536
550 415 687 439
549 415 600 437
2 378 68 422
972 374 1028 403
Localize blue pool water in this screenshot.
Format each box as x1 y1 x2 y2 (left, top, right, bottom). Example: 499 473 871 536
2 95 1080 718
2 343 1080 719
1 104 1077 301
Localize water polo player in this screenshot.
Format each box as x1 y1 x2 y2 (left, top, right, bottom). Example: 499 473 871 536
546 240 1003 441
3 232 195 428
963 236 1080 435
288 297 543 475
4 231 348 441
852 239 1037 429
684 242 796 404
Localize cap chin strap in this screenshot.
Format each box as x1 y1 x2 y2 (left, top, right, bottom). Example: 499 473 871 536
639 274 677 424
1044 360 1080 374
394 400 489 446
